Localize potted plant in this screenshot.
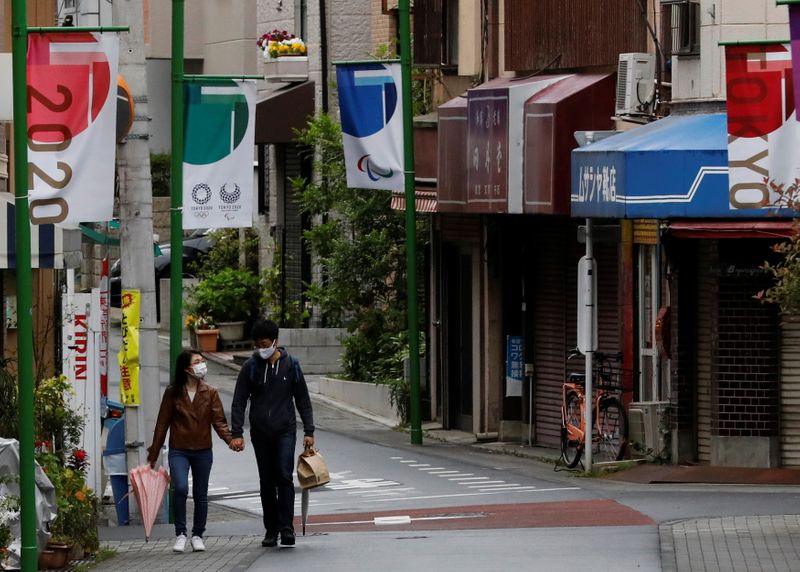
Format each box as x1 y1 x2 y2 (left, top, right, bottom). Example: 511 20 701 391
188 268 260 343
186 314 219 352
258 29 309 82
0 484 19 570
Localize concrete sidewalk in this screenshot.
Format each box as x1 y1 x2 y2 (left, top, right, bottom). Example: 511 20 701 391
83 342 800 572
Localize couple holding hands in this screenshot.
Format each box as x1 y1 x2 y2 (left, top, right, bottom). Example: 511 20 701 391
147 319 315 553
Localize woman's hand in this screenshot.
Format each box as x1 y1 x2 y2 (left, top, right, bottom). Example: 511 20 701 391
230 437 245 452
303 435 315 449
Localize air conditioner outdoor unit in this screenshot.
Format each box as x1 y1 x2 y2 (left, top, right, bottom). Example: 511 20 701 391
615 53 656 116
628 401 669 457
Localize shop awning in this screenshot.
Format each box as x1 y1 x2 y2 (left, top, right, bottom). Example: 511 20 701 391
390 190 438 213
667 220 794 239
0 193 80 269
570 113 791 219
255 81 315 144
435 73 615 215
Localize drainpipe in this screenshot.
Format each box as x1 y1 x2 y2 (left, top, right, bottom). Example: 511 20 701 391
320 0 328 112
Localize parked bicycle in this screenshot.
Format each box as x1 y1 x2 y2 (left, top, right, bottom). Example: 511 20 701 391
560 348 629 469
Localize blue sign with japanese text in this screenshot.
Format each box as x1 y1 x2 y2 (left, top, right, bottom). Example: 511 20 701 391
505 335 524 397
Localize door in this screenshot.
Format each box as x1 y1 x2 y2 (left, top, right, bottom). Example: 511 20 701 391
443 244 473 431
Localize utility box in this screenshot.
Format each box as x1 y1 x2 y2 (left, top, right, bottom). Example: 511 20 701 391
628 401 669 457
615 53 655 116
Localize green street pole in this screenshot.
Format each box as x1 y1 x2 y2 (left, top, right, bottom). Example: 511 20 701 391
398 0 422 445
10 1 37 569
170 0 185 381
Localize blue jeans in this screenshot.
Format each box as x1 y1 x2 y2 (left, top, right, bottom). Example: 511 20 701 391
168 448 213 538
252 431 297 533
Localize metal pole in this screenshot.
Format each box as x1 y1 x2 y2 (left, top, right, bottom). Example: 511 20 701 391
398 0 422 445
584 218 594 471
170 0 185 380
10 1 37 568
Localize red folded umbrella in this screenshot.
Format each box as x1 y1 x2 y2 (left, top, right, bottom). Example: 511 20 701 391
129 465 170 540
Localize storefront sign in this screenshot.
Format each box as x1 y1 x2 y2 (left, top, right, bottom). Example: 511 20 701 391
467 92 509 210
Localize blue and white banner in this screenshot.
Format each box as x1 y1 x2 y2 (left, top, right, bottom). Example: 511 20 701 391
183 79 256 229
336 62 404 191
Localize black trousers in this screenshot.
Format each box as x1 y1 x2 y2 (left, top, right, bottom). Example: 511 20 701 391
252 430 297 533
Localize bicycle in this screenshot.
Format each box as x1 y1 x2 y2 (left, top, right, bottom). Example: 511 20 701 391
560 348 629 469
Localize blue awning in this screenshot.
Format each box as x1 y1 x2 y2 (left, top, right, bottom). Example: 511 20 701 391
571 113 794 219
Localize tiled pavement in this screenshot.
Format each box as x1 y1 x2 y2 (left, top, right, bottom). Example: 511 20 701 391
660 515 800 572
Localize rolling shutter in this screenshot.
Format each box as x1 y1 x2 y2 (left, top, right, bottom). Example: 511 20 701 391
696 242 715 463
781 319 800 467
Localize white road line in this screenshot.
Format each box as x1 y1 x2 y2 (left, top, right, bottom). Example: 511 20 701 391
364 487 580 503
418 467 446 471
440 473 473 478
408 463 431 468
464 481 506 487
448 476 490 481
477 486 540 492
398 460 417 464
390 456 404 460
429 470 460 475
470 484 524 489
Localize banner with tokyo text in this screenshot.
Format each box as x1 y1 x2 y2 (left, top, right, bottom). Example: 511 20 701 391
183 80 256 229
27 33 119 224
336 62 405 191
725 43 800 210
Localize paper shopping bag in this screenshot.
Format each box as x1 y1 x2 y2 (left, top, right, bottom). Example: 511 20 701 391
296 448 330 489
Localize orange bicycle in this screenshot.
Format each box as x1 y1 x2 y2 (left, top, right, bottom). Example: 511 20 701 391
560 349 628 469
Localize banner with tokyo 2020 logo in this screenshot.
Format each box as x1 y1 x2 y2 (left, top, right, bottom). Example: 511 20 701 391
27 32 119 224
183 79 256 229
336 62 404 191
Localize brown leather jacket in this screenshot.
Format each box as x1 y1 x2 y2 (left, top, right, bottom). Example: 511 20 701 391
147 381 232 464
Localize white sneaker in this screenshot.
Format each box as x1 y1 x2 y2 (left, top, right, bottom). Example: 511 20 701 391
173 534 187 553
191 536 206 552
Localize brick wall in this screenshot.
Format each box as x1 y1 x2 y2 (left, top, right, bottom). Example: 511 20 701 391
372 1 397 50
713 241 780 438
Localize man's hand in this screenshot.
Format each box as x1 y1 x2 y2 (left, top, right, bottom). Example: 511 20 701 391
303 435 315 449
230 438 245 452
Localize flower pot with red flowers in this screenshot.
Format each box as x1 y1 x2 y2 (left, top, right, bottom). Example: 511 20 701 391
258 29 308 82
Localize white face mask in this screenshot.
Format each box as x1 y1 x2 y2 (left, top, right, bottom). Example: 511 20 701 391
258 342 277 360
191 362 207 379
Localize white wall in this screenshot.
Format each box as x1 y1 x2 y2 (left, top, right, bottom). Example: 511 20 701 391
672 0 790 102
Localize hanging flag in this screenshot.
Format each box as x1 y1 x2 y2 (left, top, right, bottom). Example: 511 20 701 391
183 80 256 229
118 289 141 406
336 62 404 191
725 42 800 210
27 32 119 224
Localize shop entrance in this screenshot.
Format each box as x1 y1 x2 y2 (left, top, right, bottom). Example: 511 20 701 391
442 244 473 432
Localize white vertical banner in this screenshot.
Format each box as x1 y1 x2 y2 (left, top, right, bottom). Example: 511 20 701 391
27 32 119 224
62 292 102 494
336 62 405 191
183 79 256 229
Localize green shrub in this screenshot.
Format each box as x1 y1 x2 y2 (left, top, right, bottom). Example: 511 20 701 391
188 268 260 323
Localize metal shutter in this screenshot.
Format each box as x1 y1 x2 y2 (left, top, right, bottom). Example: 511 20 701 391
696 242 715 463
781 319 800 467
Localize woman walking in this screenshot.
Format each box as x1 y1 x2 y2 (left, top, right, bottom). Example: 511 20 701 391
147 350 235 553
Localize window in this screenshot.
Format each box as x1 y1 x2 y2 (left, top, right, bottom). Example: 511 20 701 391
662 0 700 57
413 0 459 68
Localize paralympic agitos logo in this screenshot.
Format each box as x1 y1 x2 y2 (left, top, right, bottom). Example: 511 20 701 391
357 154 394 181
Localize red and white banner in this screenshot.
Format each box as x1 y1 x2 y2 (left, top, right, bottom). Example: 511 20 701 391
27 32 119 224
725 43 800 210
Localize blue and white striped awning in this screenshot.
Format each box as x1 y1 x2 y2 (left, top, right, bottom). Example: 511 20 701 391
0 193 67 269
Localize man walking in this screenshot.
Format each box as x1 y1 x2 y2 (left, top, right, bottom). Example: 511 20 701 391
230 318 315 547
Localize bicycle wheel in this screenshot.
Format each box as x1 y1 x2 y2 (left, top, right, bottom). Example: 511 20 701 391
561 391 584 468
594 396 628 463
